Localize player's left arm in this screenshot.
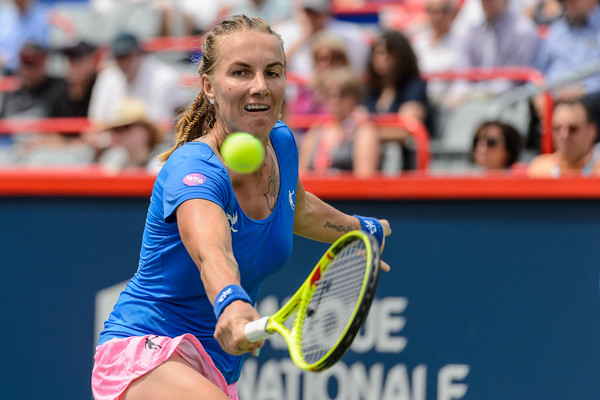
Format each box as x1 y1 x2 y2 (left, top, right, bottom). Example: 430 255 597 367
293 178 391 255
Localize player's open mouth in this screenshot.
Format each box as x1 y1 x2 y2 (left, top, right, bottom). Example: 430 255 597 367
244 104 270 112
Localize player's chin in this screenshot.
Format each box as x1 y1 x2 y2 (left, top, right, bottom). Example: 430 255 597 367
243 114 279 133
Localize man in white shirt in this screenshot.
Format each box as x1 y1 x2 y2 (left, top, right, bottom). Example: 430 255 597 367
88 32 188 127
412 0 461 104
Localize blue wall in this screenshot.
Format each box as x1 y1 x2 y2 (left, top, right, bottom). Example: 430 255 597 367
1 197 599 399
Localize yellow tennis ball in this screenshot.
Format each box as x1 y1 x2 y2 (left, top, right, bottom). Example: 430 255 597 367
220 132 265 173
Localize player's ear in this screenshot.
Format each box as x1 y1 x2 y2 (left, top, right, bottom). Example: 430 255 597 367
201 74 214 103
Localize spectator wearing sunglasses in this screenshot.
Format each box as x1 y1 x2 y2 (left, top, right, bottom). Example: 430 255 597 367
527 98 600 177
470 120 522 171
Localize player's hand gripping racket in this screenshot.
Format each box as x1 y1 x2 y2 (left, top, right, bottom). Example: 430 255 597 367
244 230 381 371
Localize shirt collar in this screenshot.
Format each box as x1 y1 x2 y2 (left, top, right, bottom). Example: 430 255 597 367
485 8 513 29
565 5 600 29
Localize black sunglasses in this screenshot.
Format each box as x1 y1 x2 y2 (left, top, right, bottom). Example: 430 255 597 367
552 124 583 134
475 137 503 148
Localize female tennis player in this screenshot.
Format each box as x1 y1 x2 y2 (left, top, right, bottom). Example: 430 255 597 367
91 15 391 400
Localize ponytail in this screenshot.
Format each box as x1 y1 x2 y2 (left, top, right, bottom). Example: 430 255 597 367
159 91 215 162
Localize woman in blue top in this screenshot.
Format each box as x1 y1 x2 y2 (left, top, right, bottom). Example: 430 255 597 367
91 15 391 400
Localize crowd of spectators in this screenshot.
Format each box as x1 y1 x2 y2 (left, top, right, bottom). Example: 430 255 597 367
0 0 599 177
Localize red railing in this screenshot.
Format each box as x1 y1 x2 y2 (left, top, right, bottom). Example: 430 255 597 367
1 168 599 199
0 117 93 134
0 117 174 134
287 113 430 171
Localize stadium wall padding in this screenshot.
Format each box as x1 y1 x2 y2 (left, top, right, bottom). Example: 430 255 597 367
1 197 599 399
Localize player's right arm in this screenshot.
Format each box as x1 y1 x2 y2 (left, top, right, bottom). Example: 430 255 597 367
177 199 262 355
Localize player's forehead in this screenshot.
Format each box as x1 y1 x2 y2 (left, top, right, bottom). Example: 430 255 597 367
214 32 285 69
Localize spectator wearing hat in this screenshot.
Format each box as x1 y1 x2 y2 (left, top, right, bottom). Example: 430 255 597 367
0 0 50 75
24 40 102 161
88 31 188 131
0 42 67 162
96 97 164 173
0 42 64 121
49 40 99 121
13 40 101 166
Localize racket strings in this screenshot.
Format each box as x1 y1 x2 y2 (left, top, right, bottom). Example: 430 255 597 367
299 238 368 364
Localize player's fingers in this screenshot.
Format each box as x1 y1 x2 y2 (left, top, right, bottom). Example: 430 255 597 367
380 260 391 272
379 219 391 236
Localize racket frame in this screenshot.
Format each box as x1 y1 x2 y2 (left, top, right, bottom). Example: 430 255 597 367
244 230 381 371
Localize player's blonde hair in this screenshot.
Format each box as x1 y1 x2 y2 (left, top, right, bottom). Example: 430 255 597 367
160 15 286 162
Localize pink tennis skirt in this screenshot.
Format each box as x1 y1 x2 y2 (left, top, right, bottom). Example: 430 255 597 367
91 333 238 400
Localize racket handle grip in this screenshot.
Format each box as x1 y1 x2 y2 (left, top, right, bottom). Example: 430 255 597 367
244 316 272 342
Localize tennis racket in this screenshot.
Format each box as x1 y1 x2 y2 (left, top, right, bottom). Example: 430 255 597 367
244 230 381 371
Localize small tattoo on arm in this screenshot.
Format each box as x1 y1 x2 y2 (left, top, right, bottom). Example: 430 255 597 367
323 220 353 233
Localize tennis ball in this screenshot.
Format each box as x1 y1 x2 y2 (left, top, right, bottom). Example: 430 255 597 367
220 132 265 173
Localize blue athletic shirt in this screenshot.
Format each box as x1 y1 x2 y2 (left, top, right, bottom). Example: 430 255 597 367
99 121 299 384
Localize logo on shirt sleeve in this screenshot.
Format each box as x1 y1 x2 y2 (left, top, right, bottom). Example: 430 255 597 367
183 173 207 186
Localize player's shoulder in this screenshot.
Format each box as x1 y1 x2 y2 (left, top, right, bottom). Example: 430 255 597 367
163 142 226 176
170 141 216 161
271 120 295 140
